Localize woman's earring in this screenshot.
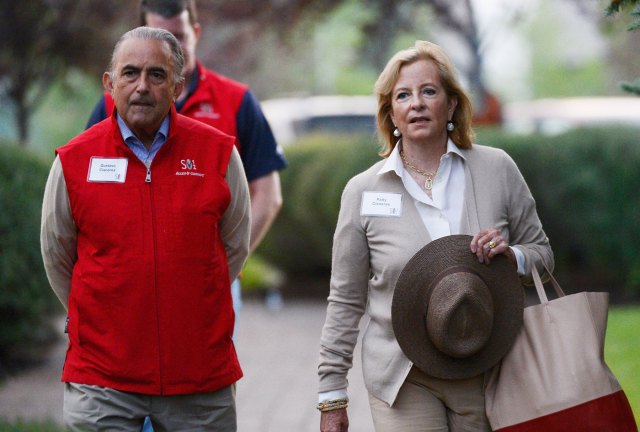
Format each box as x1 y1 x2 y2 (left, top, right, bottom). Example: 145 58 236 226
446 121 455 132
393 128 401 137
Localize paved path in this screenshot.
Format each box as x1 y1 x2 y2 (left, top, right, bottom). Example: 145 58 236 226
0 299 374 431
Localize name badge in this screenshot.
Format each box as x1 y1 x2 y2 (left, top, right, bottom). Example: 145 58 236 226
87 157 128 183
361 192 402 217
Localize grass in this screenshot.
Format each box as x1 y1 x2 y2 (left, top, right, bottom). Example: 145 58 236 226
605 305 640 421
0 420 62 431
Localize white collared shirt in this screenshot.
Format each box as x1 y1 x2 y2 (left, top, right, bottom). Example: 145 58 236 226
378 139 466 240
377 139 524 273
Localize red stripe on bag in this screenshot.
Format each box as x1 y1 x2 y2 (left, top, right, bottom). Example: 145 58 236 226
496 390 638 432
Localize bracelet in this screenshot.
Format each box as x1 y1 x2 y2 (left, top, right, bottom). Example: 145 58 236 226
317 398 349 412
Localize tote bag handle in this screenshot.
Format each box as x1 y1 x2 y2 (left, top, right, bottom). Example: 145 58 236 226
531 264 565 303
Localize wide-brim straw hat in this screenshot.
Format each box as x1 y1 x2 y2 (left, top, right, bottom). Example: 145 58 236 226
392 234 524 380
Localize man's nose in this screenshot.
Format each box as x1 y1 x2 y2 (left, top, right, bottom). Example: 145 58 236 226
136 74 150 93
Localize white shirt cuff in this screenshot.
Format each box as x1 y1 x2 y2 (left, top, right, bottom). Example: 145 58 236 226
511 246 525 275
318 389 348 403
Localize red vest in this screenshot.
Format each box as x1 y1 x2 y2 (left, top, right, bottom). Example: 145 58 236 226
104 63 247 147
57 107 243 395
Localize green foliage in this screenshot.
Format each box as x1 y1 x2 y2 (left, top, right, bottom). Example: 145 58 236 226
621 78 640 95
606 306 640 419
311 0 376 95
262 127 640 300
478 126 640 299
528 2 607 98
530 59 607 99
0 1 129 144
606 0 640 95
606 0 640 30
0 420 63 432
257 133 380 275
30 70 103 158
335 66 379 96
0 141 59 362
240 255 285 292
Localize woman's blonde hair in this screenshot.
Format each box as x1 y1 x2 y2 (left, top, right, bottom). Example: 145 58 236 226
374 40 475 157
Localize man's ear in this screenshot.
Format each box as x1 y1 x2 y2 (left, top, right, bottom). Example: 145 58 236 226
174 79 185 102
102 72 114 93
193 22 202 43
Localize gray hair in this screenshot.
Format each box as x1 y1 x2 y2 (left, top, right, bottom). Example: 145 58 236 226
108 26 185 84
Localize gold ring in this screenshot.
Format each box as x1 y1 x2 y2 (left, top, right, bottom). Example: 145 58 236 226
488 240 497 249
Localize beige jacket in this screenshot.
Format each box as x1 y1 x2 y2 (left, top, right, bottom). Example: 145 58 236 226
318 144 553 406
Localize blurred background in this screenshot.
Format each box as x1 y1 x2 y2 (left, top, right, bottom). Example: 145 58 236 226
1 0 640 429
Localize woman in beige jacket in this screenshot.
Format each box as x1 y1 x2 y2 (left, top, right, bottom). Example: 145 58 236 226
317 41 553 432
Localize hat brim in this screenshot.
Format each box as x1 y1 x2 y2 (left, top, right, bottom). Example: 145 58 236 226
391 234 524 380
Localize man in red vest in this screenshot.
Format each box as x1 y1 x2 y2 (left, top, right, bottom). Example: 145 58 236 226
87 0 287 324
41 26 250 431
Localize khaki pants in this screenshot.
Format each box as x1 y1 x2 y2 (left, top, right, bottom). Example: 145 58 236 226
368 367 490 432
63 382 236 431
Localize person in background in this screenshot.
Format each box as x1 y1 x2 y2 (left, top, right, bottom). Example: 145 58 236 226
317 40 553 431
86 0 287 326
41 26 250 431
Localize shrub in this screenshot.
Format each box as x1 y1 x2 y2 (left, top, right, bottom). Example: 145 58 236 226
257 133 379 275
260 126 640 301
0 141 60 368
240 255 285 293
0 420 63 431
478 126 640 300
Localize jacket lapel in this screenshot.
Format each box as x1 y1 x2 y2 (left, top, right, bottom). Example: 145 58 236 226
460 155 481 235
379 170 433 246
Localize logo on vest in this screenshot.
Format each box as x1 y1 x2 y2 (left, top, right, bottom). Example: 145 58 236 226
181 159 197 170
194 103 221 119
176 159 205 177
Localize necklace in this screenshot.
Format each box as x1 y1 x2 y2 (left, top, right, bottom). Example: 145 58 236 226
400 150 436 190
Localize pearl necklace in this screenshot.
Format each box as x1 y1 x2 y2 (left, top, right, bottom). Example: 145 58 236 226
400 150 436 191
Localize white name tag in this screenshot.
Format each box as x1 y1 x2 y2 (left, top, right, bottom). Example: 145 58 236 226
361 192 402 217
87 157 128 183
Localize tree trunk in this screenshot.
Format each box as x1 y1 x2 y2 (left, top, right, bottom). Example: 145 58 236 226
461 0 486 110
430 0 487 103
16 102 29 147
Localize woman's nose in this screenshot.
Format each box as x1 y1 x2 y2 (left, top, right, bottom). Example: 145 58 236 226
410 93 425 110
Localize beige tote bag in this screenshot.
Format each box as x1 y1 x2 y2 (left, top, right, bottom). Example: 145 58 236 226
484 266 637 431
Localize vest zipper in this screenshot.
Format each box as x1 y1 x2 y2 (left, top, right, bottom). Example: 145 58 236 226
146 168 163 394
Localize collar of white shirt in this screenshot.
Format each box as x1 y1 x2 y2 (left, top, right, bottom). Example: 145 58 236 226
377 138 467 239
377 138 466 178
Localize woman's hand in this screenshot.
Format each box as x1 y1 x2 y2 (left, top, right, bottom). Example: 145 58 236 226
320 408 349 432
470 228 516 267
